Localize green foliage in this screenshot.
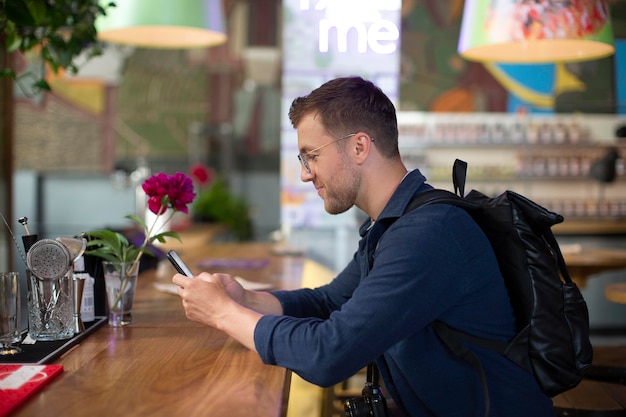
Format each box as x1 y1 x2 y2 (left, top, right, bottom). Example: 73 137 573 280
83 229 141 263
83 217 182 263
0 0 115 93
192 177 253 241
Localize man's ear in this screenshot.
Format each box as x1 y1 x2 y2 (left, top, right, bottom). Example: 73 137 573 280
353 133 373 163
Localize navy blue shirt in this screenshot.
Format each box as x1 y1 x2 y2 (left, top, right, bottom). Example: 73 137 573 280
255 169 553 416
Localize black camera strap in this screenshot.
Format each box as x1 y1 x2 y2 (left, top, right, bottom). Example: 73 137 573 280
367 362 379 386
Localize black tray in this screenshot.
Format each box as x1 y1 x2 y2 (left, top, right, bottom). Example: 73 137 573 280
0 316 108 364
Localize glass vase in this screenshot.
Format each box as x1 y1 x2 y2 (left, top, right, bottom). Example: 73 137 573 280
102 261 139 327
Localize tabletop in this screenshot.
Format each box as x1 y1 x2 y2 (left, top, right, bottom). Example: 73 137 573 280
605 283 626 305
562 246 626 288
10 240 304 417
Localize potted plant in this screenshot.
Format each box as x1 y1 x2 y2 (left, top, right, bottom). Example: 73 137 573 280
189 163 253 241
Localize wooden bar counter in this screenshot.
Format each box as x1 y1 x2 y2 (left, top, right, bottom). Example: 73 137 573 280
12 240 304 417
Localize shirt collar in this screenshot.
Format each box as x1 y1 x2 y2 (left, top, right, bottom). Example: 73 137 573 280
359 169 432 236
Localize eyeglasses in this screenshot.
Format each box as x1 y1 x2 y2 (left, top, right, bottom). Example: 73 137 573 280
297 133 356 174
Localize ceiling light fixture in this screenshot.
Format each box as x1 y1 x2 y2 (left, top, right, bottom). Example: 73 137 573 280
458 0 614 63
96 0 227 49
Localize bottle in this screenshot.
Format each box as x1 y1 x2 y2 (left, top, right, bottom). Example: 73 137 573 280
73 256 95 323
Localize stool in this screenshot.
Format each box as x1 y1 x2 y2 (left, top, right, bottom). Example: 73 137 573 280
584 346 626 385
553 380 626 416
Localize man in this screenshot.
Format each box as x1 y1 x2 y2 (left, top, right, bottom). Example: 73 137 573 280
173 76 554 416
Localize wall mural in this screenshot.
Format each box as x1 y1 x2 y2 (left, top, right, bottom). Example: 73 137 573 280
399 0 623 115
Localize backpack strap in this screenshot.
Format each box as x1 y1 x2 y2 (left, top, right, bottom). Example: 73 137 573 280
432 322 491 417
404 192 492 416
453 158 467 197
405 160 492 417
406 159 470 211
405 190 492 415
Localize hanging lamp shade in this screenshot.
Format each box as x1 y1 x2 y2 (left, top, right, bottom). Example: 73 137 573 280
458 0 615 63
96 0 227 49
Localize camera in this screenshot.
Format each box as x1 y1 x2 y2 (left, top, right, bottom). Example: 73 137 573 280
344 381 389 417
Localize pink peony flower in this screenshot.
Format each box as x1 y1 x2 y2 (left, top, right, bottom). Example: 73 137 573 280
143 172 196 215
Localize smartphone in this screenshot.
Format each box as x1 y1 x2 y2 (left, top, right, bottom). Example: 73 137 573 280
166 250 194 277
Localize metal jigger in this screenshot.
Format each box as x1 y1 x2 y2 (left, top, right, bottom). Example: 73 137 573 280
72 276 86 333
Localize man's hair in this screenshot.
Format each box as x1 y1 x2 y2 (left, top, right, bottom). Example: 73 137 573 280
288 76 400 159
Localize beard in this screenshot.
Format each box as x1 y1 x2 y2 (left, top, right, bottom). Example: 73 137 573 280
322 156 360 215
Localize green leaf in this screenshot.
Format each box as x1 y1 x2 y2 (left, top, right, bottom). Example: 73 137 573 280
4 22 21 52
151 231 181 244
126 214 147 230
4 1 36 26
84 229 139 263
6 37 21 53
33 79 51 92
24 0 47 26
0 69 16 79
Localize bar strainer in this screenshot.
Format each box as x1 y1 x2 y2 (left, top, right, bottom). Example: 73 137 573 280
26 239 72 280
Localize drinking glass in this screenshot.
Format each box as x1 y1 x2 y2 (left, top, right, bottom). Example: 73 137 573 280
0 272 21 355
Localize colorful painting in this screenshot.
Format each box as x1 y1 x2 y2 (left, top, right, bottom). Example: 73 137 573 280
400 0 621 115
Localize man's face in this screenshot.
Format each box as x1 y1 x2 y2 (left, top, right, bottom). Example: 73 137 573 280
297 114 360 215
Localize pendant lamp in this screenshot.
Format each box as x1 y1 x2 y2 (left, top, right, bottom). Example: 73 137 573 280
96 0 227 49
458 0 615 63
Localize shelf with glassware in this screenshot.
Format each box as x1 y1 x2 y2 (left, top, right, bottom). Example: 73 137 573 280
405 144 626 182
397 112 626 233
